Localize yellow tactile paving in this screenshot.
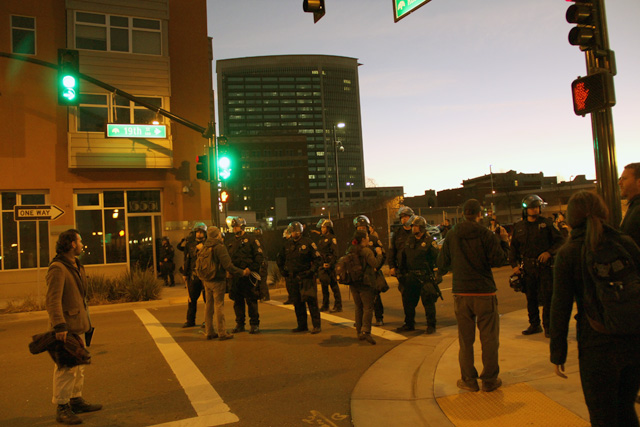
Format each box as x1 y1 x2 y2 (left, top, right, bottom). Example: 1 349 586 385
436 382 589 427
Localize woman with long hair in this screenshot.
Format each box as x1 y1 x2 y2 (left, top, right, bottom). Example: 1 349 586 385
550 190 640 426
345 230 383 345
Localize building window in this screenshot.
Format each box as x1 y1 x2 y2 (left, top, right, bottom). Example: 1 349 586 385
11 15 36 55
77 94 163 132
1 192 49 270
75 12 161 55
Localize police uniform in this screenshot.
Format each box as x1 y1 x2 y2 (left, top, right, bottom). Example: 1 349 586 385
254 233 270 301
158 240 175 287
317 232 342 311
282 235 322 332
400 233 440 330
510 216 564 334
227 231 264 331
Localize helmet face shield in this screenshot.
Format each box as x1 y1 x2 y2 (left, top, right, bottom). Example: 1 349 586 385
193 222 208 232
522 195 545 219
411 216 427 234
289 221 304 234
231 217 246 229
353 215 370 228
397 206 415 220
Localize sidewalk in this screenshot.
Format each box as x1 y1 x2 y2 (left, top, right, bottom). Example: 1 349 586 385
351 308 590 427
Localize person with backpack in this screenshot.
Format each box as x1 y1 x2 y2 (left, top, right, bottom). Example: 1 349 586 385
316 219 342 313
550 191 640 427
400 216 441 334
355 215 387 326
340 229 384 345
281 222 323 334
196 226 250 341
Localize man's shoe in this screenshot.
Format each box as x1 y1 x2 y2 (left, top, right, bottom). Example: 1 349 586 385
457 379 479 392
249 325 260 334
232 325 246 333
310 327 321 334
319 306 329 312
219 334 234 341
182 322 196 328
357 332 365 340
396 324 415 332
70 397 102 413
283 299 293 305
426 325 436 335
292 326 309 333
330 306 343 313
522 324 543 335
482 378 503 392
363 333 376 345
56 403 82 425
374 319 384 327
205 333 219 340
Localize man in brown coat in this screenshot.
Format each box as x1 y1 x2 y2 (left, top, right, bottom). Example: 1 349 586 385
46 229 102 425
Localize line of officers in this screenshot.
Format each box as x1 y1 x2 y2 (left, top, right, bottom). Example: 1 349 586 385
174 194 563 340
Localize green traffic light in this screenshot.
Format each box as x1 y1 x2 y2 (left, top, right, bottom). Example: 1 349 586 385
218 155 232 180
218 156 231 169
62 75 76 88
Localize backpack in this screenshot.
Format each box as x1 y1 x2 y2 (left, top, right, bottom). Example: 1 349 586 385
342 251 365 284
581 232 640 335
195 245 218 282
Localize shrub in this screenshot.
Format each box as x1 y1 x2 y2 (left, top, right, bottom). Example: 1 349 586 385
0 295 45 314
120 268 163 302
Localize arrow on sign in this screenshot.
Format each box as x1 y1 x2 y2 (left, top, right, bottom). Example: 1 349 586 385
14 205 66 221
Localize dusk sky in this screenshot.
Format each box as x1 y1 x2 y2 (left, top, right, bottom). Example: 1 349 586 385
207 0 640 197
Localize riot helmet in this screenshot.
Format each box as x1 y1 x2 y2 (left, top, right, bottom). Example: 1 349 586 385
289 221 304 234
521 194 545 219
282 225 293 239
353 215 371 229
230 217 246 229
396 206 415 220
316 219 333 229
254 227 263 236
193 222 208 232
410 216 428 235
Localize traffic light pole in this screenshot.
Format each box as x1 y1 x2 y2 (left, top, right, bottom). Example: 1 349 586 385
586 0 621 226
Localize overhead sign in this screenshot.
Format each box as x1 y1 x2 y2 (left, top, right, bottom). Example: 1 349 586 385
14 205 65 221
106 124 167 139
393 0 432 22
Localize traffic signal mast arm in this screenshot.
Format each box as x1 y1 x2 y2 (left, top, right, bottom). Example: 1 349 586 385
0 51 213 139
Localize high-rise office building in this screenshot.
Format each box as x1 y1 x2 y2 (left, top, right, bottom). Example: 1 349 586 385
216 55 365 216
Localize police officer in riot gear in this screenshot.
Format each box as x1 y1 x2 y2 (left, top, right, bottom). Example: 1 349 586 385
354 215 387 326
389 206 416 331
316 219 342 312
277 222 322 334
253 228 270 302
400 216 441 334
180 223 208 328
510 195 564 337
226 217 264 334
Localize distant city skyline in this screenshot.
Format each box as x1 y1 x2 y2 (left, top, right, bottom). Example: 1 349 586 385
207 0 640 197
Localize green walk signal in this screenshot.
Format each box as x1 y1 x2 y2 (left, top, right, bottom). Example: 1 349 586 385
218 155 232 181
58 49 80 106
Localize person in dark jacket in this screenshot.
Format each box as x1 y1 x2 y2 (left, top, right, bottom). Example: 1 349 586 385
389 206 416 331
355 215 387 326
510 195 564 337
316 219 342 312
619 162 640 246
254 228 270 301
550 191 640 427
180 223 208 328
343 230 384 345
158 236 175 287
438 199 507 393
199 226 249 341
279 222 323 334
46 229 102 425
400 216 441 334
226 217 264 334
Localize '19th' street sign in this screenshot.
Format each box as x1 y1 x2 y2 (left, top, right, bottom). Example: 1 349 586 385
14 205 65 221
393 0 431 22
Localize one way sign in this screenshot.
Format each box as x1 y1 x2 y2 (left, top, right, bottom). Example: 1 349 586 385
14 205 65 221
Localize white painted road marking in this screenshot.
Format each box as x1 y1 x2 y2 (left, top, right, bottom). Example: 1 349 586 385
266 300 407 341
134 309 239 427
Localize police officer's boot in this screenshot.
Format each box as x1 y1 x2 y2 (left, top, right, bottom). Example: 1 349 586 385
522 324 542 335
319 303 329 312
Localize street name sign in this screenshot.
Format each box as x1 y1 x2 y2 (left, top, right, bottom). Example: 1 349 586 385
106 124 167 138
393 0 432 22
14 205 65 221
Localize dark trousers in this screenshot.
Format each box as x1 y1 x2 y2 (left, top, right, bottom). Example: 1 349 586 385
259 262 270 300
186 277 205 323
579 346 640 427
374 293 384 321
351 286 375 334
319 269 342 309
402 278 437 327
454 295 500 384
231 277 259 326
524 265 553 330
291 276 321 329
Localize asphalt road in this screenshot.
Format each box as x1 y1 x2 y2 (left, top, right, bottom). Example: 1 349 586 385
0 266 526 427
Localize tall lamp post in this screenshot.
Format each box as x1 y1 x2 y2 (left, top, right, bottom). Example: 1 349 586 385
333 122 345 219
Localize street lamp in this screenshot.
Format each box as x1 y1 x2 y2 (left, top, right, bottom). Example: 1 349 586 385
333 122 345 219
